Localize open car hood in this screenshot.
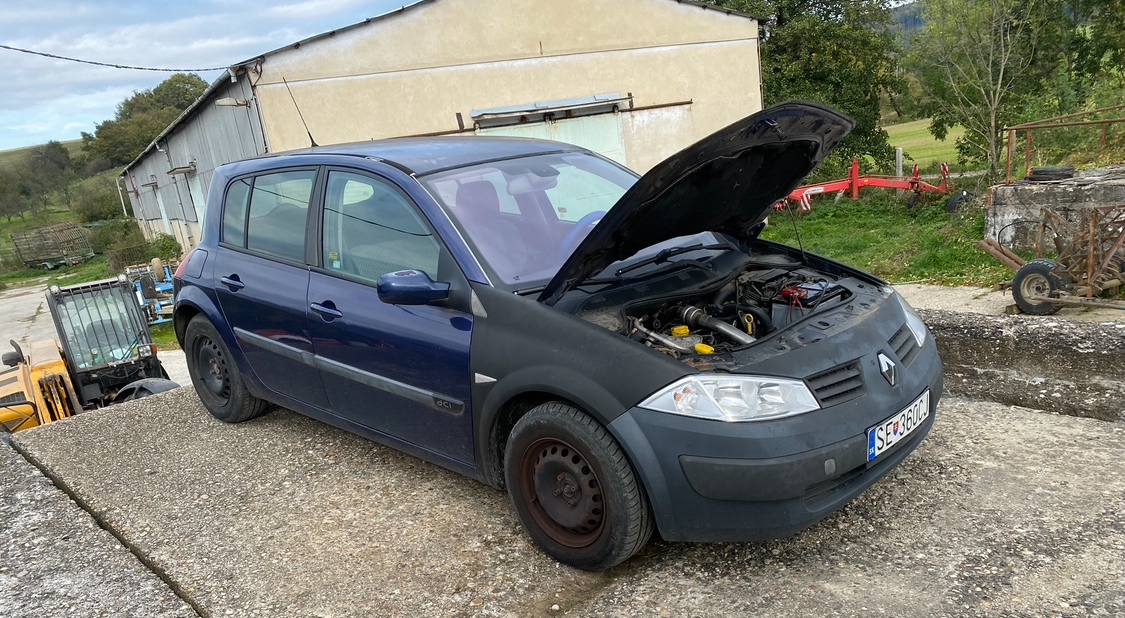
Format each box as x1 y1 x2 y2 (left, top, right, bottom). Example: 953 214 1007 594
538 101 853 306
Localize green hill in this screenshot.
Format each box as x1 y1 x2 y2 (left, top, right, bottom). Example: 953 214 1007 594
0 139 84 170
885 119 964 167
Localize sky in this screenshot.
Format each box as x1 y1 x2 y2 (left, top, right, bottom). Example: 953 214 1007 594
0 0 410 152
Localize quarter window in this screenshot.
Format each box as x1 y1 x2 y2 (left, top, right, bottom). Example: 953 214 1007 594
321 171 440 282
221 178 251 246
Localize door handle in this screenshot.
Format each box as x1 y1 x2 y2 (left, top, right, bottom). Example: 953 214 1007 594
310 302 343 320
220 275 245 290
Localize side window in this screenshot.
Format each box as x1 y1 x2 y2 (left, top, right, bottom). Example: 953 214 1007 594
221 178 252 246
245 170 316 262
322 170 441 282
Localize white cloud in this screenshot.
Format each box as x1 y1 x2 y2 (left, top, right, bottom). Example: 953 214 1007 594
0 0 408 150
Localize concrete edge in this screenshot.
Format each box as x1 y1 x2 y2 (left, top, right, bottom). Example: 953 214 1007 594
7 433 210 618
917 308 1125 422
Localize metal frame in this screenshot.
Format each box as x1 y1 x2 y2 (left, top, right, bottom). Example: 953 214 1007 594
1003 104 1125 184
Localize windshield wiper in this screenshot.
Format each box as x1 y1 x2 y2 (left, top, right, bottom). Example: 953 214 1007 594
613 242 734 278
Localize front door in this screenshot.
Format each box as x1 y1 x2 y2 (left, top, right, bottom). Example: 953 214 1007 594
306 169 474 463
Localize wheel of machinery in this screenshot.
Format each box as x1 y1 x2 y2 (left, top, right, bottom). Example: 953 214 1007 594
504 402 653 570
184 315 268 423
1012 258 1070 316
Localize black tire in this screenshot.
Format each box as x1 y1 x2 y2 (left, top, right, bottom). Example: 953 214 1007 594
1012 258 1070 315
504 402 653 570
1027 166 1075 182
184 315 268 423
946 190 969 212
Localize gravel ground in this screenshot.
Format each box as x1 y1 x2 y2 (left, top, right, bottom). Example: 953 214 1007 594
10 390 1125 617
0 438 196 617
895 283 1123 322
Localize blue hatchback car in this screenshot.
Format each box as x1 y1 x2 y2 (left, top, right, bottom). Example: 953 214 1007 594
174 101 942 570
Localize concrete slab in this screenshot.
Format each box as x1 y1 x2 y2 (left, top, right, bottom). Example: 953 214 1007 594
10 390 1125 617
896 282 1124 322
0 283 54 352
0 440 195 617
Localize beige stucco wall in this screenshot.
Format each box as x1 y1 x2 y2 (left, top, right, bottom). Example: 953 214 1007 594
252 0 761 172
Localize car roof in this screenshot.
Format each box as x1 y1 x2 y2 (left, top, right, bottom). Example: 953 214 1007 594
270 136 584 176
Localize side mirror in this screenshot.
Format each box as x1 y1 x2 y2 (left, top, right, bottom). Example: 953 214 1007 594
3 340 24 367
376 270 450 305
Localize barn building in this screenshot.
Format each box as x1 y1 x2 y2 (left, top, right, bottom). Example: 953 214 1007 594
122 0 762 250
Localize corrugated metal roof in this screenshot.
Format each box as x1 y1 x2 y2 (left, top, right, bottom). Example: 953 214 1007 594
122 0 757 175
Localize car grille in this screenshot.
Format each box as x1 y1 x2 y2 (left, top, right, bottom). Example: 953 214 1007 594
888 324 920 366
806 360 865 407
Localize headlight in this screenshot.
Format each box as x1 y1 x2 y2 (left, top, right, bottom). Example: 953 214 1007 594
895 293 928 347
639 375 820 422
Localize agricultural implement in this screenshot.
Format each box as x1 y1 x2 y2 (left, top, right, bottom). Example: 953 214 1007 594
10 222 94 269
978 204 1125 315
776 158 955 212
0 276 178 433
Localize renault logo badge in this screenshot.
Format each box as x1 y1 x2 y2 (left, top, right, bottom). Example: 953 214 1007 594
878 353 898 386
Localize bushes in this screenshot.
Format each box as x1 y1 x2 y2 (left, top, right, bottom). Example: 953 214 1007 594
87 219 146 254
72 177 127 224
148 234 182 261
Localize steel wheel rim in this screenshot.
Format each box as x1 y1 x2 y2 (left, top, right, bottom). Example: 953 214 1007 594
519 438 605 548
196 337 230 401
1019 273 1051 305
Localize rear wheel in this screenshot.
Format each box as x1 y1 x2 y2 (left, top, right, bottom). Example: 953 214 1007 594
1012 258 1069 315
504 402 652 570
184 315 268 422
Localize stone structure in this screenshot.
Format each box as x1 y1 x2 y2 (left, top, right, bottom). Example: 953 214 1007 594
987 166 1125 251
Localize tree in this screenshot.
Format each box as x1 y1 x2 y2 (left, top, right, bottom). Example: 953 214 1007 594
82 73 207 167
708 0 901 178
0 168 29 222
27 140 75 209
909 0 1045 178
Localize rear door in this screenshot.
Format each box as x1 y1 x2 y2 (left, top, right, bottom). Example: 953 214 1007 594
306 167 474 463
212 168 329 409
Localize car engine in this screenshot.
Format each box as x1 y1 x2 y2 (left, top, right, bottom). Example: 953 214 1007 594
577 254 853 358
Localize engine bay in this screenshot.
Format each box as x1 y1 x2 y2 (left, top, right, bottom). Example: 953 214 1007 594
577 253 857 358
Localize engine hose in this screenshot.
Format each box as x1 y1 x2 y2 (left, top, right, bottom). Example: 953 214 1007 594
678 305 756 346
736 304 773 337
711 281 737 306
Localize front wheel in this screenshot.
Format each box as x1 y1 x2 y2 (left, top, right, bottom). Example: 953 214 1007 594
504 402 653 570
184 315 268 423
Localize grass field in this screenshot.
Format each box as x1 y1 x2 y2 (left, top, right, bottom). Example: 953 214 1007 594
0 139 84 170
761 192 1010 286
885 119 965 168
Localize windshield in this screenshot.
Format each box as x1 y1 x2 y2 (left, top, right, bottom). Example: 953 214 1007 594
421 152 636 285
54 285 149 370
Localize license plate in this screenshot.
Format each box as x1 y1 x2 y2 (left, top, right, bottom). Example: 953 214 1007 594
867 390 930 462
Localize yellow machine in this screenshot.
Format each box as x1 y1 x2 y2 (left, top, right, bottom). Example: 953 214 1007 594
0 340 82 432
1 276 179 434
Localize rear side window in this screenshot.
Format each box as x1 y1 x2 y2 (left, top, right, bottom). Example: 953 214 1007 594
221 178 252 246
244 170 317 262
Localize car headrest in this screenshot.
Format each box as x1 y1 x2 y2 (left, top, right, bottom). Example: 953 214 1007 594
455 181 501 217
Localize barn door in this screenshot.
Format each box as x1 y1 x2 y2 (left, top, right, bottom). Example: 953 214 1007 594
477 114 627 166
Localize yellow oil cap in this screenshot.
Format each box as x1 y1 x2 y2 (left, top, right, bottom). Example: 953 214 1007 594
694 343 714 355
670 325 690 337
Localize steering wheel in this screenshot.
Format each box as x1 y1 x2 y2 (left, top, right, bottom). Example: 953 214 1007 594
558 211 606 261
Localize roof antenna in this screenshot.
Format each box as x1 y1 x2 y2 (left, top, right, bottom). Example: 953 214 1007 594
282 77 318 147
